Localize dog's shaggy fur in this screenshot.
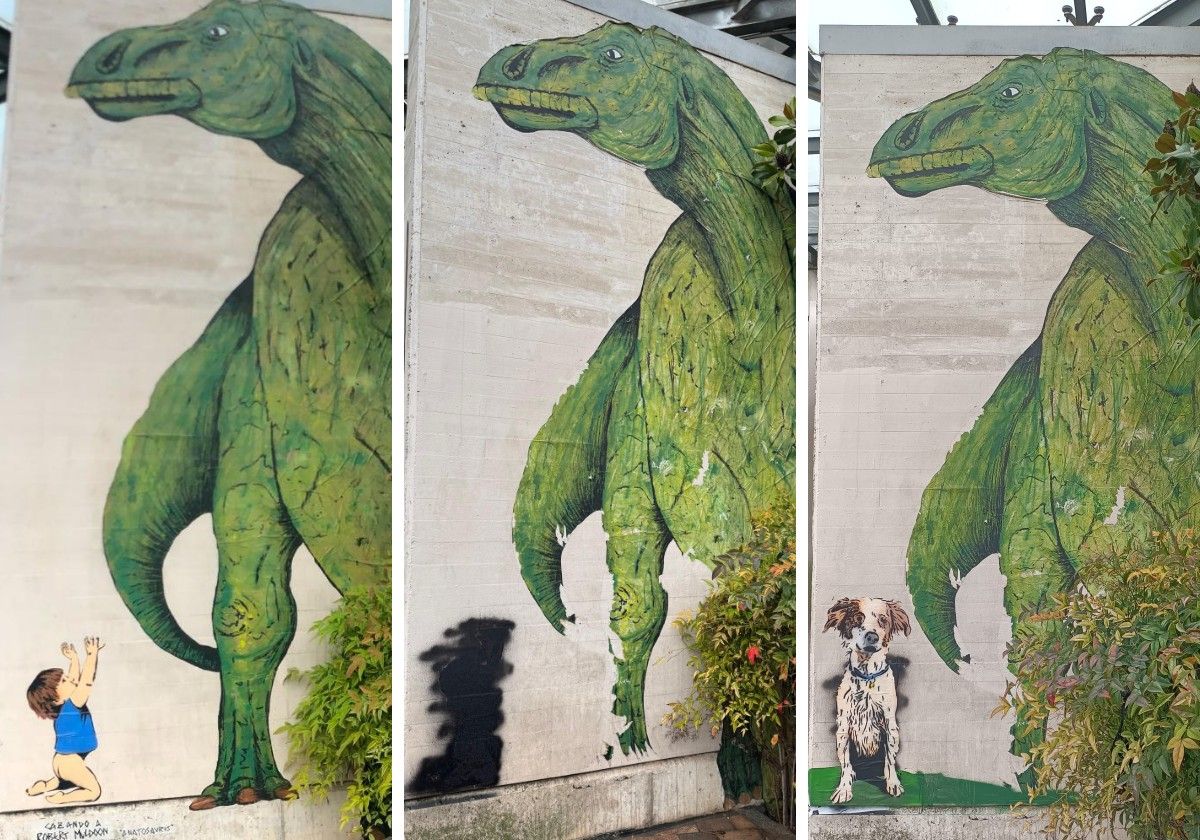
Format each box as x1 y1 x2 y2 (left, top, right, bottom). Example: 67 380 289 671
824 596 911 803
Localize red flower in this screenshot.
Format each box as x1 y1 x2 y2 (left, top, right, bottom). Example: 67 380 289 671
747 645 761 664
1047 691 1057 707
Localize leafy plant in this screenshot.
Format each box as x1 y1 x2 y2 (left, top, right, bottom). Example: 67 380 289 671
994 532 1200 840
664 500 796 827
1146 83 1200 321
280 585 392 839
752 97 796 202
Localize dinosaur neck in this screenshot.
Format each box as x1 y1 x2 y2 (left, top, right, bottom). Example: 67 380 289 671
646 94 790 320
1047 105 1186 334
260 73 391 287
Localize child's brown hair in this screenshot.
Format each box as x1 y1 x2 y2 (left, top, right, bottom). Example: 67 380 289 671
27 668 63 720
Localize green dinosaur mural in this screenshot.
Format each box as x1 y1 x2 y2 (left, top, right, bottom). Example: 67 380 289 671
65 0 390 809
867 49 1190 776
475 23 796 798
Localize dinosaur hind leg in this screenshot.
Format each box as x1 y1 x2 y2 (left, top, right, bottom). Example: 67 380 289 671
193 343 302 810
1000 392 1073 787
604 363 671 755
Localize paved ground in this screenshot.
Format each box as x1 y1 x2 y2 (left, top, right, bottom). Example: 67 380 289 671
615 807 793 839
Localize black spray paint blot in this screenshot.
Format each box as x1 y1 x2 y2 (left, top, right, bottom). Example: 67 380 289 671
408 617 516 795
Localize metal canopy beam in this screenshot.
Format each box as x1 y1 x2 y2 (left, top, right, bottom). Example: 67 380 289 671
722 15 795 38
1135 0 1200 25
910 0 941 24
0 26 9 105
290 0 391 19
566 0 795 81
657 0 795 38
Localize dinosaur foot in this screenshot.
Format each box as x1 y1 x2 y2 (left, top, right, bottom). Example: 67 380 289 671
189 778 296 810
615 714 650 755
611 656 653 755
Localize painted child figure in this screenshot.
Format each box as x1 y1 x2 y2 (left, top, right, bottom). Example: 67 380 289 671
25 636 104 804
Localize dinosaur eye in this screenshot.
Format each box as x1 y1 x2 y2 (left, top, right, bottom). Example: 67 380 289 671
999 84 1022 100
206 24 230 40
602 47 624 61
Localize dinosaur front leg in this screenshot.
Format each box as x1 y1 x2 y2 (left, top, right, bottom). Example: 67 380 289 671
907 340 1041 672
192 344 302 810
604 363 671 755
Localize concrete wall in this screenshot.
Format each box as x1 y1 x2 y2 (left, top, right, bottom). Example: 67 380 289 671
813 27 1200 814
404 0 792 831
0 0 387 833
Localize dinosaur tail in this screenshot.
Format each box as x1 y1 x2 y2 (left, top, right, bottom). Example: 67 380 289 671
906 338 1041 671
513 303 640 631
103 280 253 672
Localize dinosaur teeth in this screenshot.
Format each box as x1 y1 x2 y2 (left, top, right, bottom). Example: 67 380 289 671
473 84 590 116
65 78 199 106
867 146 991 179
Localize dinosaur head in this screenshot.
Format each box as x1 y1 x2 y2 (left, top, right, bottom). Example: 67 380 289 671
65 0 328 140
867 49 1118 200
473 22 701 169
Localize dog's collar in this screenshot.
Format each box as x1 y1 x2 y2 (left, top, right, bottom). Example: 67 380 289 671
849 661 890 682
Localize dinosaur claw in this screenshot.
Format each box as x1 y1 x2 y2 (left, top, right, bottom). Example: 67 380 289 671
235 787 261 805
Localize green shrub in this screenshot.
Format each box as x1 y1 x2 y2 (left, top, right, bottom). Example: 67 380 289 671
995 532 1200 839
752 97 796 202
1145 82 1200 320
664 501 796 826
280 585 391 838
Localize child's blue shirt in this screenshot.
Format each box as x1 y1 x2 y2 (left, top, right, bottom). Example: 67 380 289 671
54 699 98 755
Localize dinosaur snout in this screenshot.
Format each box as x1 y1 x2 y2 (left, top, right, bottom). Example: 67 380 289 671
69 26 190 86
503 45 535 81
66 26 201 120
474 43 600 134
95 37 131 75
893 111 924 150
888 103 982 153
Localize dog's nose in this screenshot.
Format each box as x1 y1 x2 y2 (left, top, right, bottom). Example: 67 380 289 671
865 631 880 645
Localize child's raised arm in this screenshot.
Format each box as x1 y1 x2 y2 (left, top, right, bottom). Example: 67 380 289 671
70 636 104 707
61 642 80 687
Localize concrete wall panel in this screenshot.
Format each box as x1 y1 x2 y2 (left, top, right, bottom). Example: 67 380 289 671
0 0 389 825
814 45 1200 806
405 0 794 815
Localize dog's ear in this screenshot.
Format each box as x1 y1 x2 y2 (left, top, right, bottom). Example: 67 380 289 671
824 597 855 633
886 600 912 637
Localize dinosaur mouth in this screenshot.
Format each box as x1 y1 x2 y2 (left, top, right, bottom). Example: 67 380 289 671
472 84 598 131
866 146 994 196
65 78 201 119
